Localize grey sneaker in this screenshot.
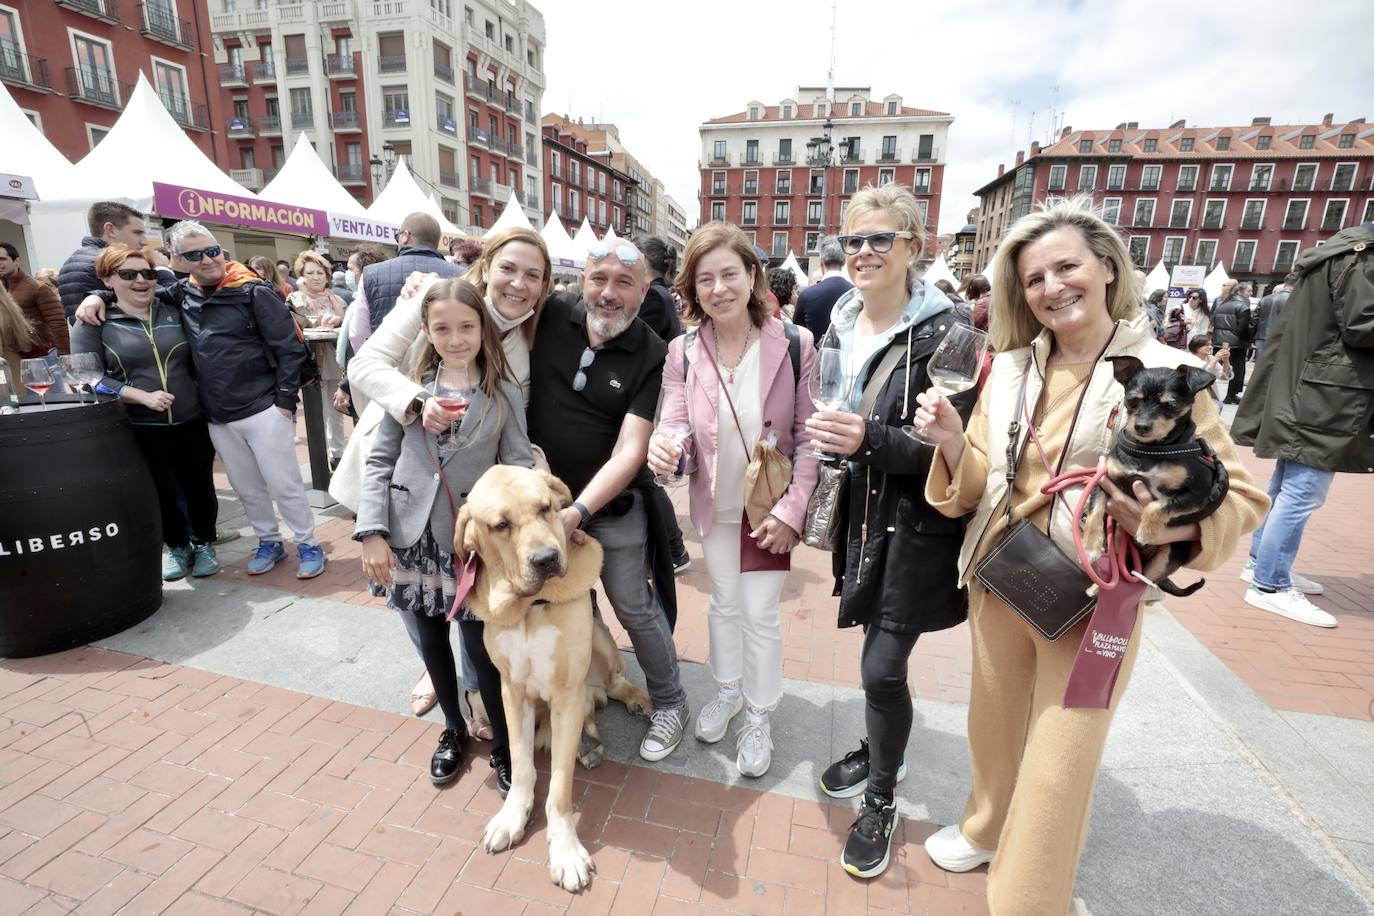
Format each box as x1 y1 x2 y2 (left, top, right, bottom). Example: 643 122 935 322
639 705 689 762
735 715 772 778
694 691 743 744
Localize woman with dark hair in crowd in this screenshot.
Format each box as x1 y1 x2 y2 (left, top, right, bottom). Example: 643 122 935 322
633 234 683 341
1183 288 1211 336
767 267 798 320
70 245 220 581
961 274 993 331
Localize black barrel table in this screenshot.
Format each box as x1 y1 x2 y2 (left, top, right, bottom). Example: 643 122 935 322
0 397 162 657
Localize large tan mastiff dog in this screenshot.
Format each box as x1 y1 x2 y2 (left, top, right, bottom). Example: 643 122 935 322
455 465 650 891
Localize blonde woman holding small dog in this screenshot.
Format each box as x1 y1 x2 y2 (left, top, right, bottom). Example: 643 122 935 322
912 197 1269 916
355 278 532 793
648 222 820 779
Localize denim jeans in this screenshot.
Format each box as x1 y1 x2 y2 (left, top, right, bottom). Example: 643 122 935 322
1249 459 1335 591
586 491 687 710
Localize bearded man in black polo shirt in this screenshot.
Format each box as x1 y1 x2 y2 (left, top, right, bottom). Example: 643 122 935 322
526 240 690 762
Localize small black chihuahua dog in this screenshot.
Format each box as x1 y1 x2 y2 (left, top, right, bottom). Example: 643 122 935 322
1083 355 1229 597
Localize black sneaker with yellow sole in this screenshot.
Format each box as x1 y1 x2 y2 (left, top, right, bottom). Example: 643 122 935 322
841 793 897 878
819 739 908 799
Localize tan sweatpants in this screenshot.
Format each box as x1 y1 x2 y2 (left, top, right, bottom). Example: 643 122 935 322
959 584 1144 916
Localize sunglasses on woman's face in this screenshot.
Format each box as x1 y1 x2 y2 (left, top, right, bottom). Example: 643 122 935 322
114 268 159 281
837 231 914 255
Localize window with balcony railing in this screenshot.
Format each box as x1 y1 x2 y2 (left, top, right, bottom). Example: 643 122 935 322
378 55 406 73
0 45 52 91
141 2 187 47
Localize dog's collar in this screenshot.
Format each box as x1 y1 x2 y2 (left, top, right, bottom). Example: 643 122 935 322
1116 433 1216 462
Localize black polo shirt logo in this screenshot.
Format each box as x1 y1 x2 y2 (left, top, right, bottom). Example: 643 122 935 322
608 377 622 389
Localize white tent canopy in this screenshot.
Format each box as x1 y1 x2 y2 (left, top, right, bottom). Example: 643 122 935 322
1145 259 1171 294
921 254 959 290
541 212 582 268
602 224 618 241
0 84 75 199
1203 263 1232 302
570 217 598 256
261 133 367 217
484 191 532 237
366 158 462 235
53 75 250 204
780 251 809 289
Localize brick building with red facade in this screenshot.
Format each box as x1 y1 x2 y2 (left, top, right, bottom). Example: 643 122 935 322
973 115 1374 286
697 87 953 270
2 0 227 163
541 121 631 235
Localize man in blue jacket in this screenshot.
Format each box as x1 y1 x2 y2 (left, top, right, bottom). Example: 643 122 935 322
76 220 325 578
793 236 852 344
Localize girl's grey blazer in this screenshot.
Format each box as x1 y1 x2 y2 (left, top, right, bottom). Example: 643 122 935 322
354 379 533 553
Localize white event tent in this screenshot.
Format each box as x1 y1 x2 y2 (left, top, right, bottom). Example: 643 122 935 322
922 253 959 290
541 212 582 269
367 158 462 236
780 251 809 288
1202 263 1232 302
602 224 618 241
570 217 598 257
0 84 74 200
1145 259 1171 294
28 74 253 268
485 191 532 236
262 134 367 217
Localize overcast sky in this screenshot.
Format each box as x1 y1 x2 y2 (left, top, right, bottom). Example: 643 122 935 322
541 0 1372 235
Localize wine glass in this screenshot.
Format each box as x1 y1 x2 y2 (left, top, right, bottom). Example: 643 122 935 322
433 359 478 458
0 364 17 413
904 324 988 445
20 358 54 411
804 344 849 459
60 353 104 405
652 420 692 487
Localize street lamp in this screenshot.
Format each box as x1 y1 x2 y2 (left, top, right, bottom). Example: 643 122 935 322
803 118 849 270
370 142 398 196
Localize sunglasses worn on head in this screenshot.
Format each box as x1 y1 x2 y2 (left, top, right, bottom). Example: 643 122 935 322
837 231 915 255
114 268 159 281
587 241 641 266
177 245 222 262
572 346 598 392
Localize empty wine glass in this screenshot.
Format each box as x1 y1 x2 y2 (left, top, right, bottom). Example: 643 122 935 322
904 324 988 445
60 353 104 405
805 344 849 459
652 420 692 487
20 358 54 411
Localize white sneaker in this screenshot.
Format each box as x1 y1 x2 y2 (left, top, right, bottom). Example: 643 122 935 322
735 715 772 778
1244 586 1337 628
924 824 995 873
695 691 743 744
1070 897 1094 916
1240 560 1324 595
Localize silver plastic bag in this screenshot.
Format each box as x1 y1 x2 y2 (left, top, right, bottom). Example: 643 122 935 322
802 462 846 551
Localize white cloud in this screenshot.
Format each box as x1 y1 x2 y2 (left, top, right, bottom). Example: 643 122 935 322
541 0 1372 234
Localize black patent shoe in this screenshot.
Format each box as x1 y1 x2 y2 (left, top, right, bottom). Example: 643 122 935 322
490 749 512 798
430 727 465 785
819 739 908 799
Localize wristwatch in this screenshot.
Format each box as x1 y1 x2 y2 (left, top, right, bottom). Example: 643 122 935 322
409 392 429 418
572 500 592 527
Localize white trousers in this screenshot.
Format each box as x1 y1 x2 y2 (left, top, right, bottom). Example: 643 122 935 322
702 521 786 711
208 405 318 545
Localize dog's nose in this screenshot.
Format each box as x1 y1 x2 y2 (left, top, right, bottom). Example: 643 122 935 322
1134 422 1152 435
529 547 561 575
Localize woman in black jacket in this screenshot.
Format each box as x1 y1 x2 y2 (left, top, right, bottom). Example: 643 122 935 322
804 185 974 879
633 234 683 342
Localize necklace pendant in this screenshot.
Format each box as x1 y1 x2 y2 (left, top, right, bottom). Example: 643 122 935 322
727 369 735 384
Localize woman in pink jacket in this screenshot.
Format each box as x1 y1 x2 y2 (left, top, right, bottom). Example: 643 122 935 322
648 221 820 778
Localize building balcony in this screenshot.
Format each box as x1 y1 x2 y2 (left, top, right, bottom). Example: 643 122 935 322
55 0 120 25
470 177 495 198
1209 182 1231 192
488 136 508 156
290 109 314 130
318 1 349 22
743 184 758 196
1169 219 1190 229
1240 218 1264 231
145 86 208 131
247 60 275 81
1249 182 1272 193
230 167 264 190
469 127 489 148
708 153 732 167
840 148 863 164
913 183 933 196
324 54 355 78
912 146 940 163
263 167 280 183
1176 181 1197 192
506 141 524 161
1201 219 1224 231
525 148 537 167
285 57 309 76
877 147 901 163
209 8 269 30
378 55 406 74
1283 218 1306 231
138 3 193 51
227 116 254 138
436 113 458 135
1321 216 1346 232
329 110 361 132
743 152 762 166
65 66 121 110
219 63 247 87
524 191 540 211
1140 181 1160 192
439 169 461 188
1274 256 1296 274
463 73 483 101
334 163 367 186
383 109 410 128
525 102 536 125
0 49 53 93
1230 259 1254 273
773 153 794 165
434 62 454 85
258 114 282 135
1047 180 1066 191
277 2 305 23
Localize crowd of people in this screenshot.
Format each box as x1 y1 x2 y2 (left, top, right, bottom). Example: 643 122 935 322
5 185 1368 916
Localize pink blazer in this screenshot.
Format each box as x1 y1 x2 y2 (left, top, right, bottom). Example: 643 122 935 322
662 317 820 538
